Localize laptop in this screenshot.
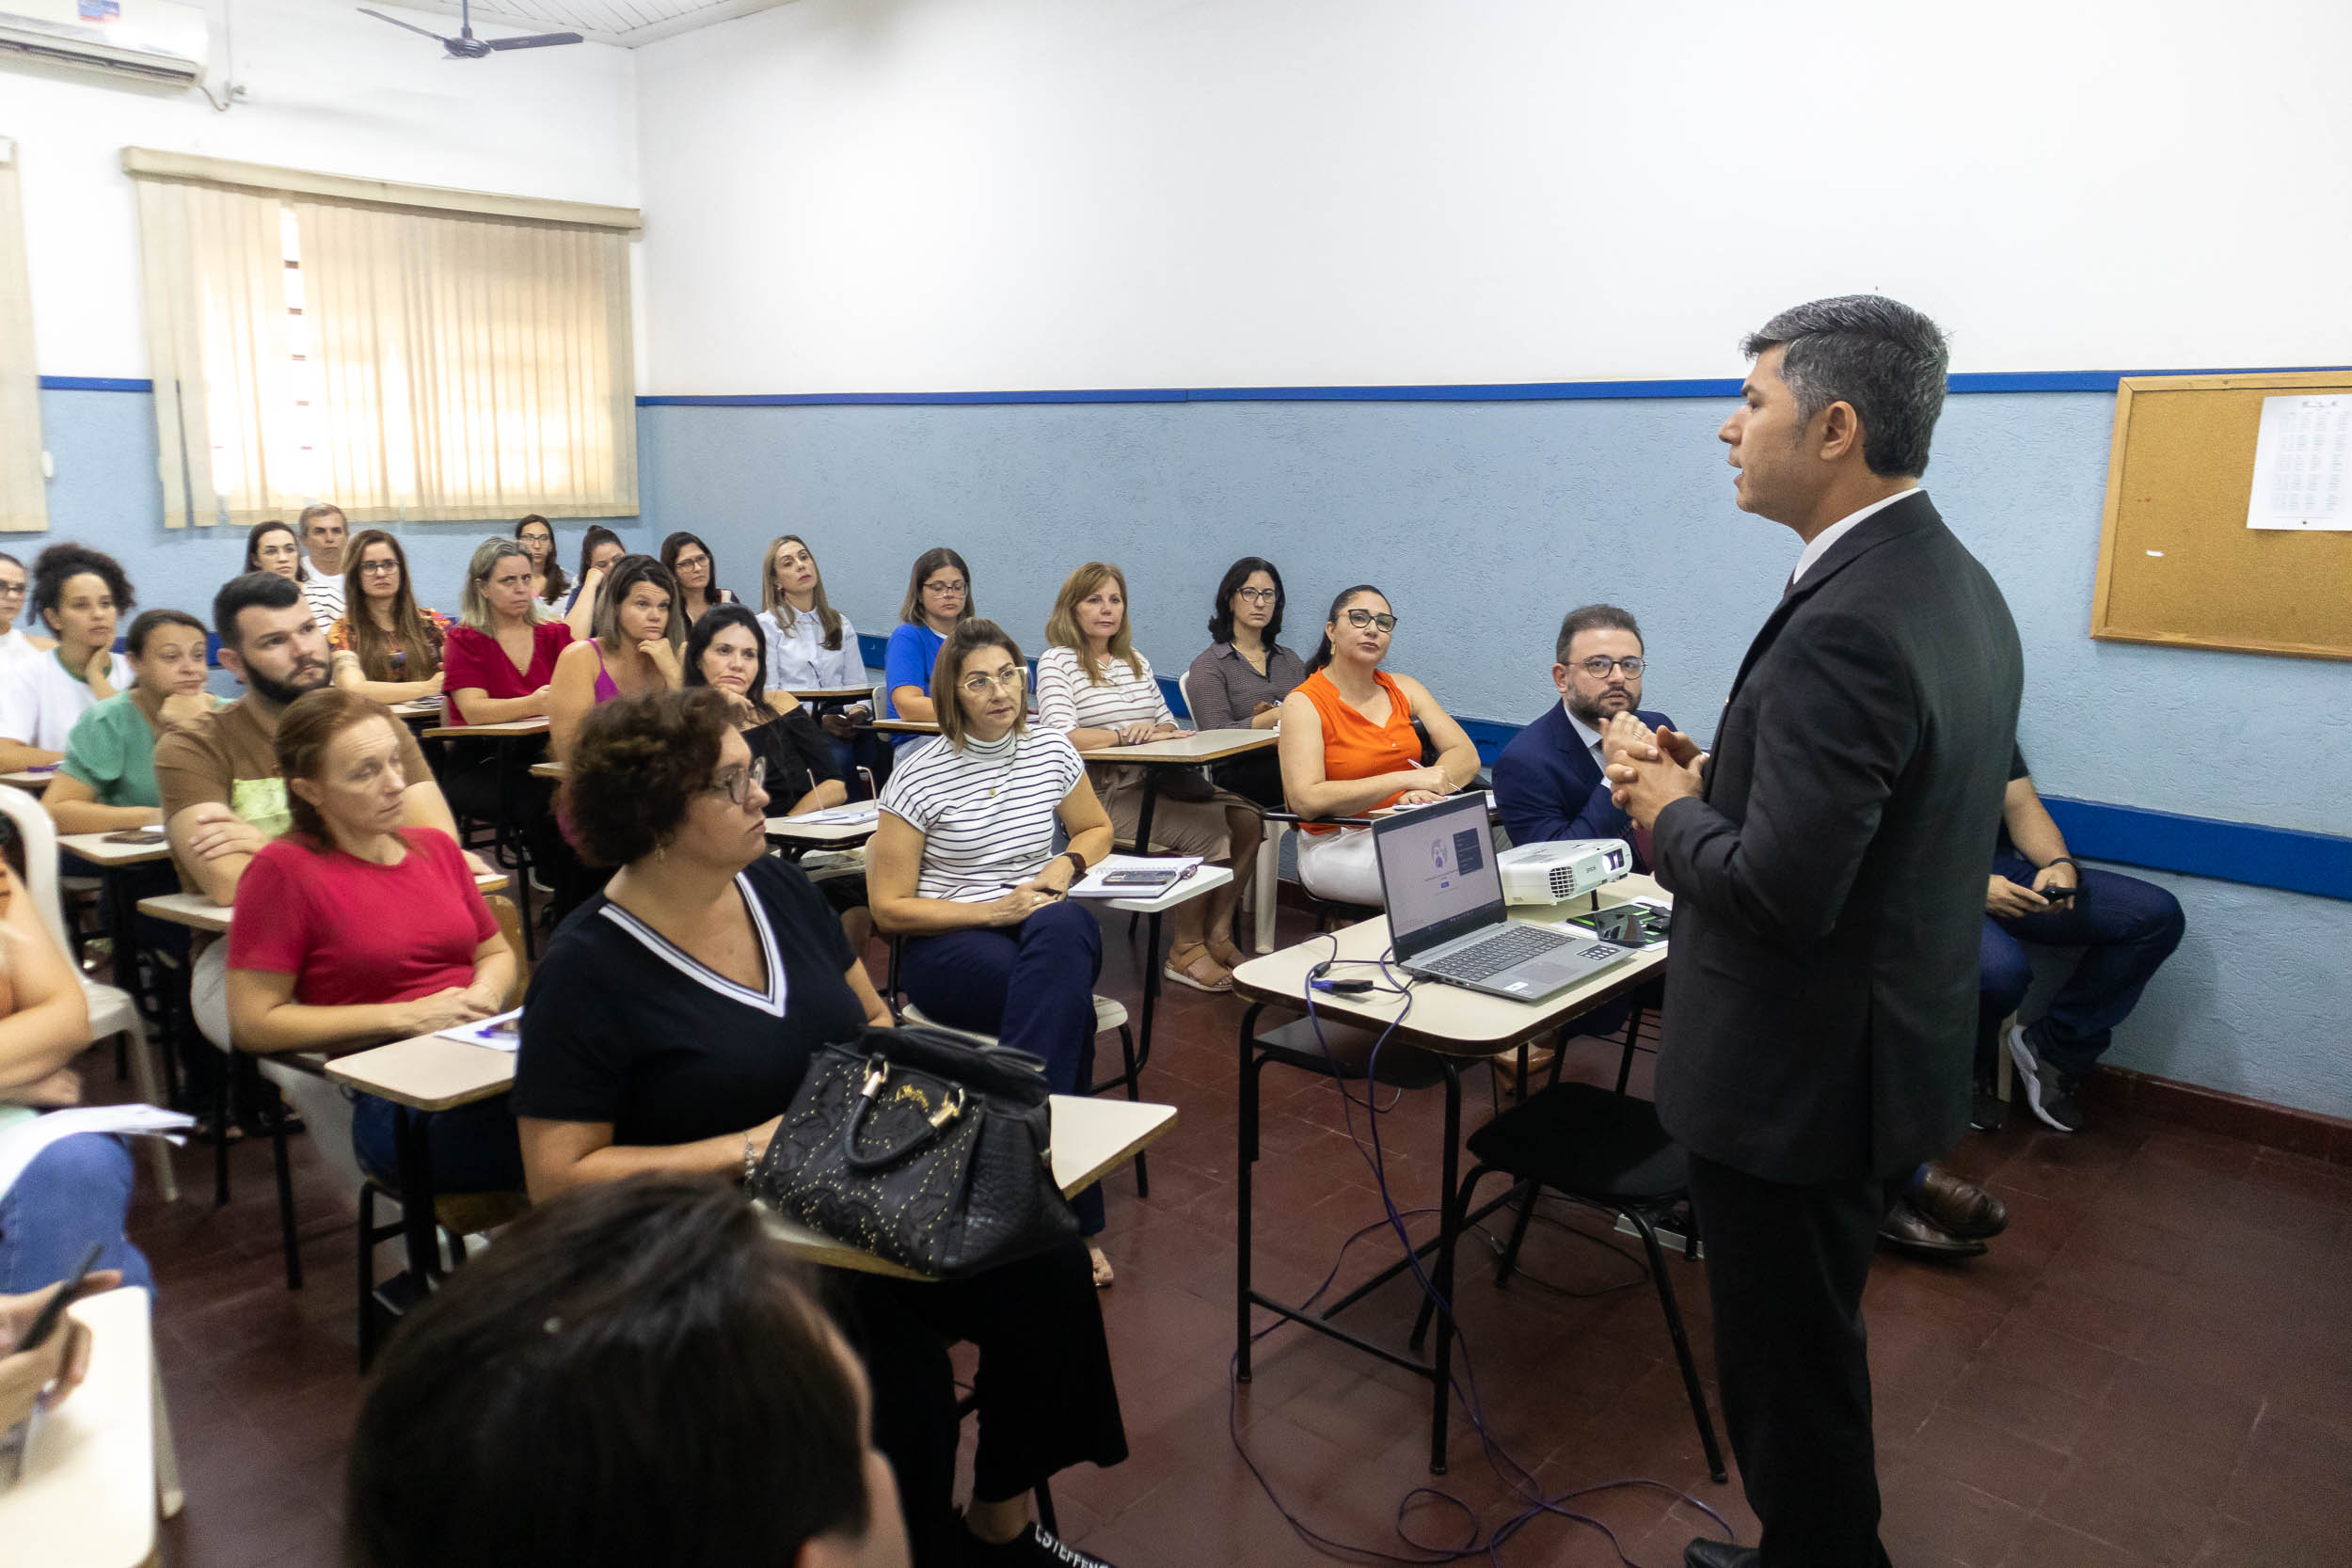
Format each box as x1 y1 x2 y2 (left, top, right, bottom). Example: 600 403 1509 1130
1372 794 1635 1003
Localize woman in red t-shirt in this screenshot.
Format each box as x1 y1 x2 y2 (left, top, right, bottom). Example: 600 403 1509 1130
226 689 523 1192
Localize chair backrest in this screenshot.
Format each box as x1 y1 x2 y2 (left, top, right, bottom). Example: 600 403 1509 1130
1177 670 1193 724
484 893 528 1005
0 783 77 958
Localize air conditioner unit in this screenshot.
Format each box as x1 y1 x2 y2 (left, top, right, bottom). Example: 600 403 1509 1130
0 0 206 87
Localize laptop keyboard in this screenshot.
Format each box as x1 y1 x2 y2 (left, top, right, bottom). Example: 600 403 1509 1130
1422 923 1573 982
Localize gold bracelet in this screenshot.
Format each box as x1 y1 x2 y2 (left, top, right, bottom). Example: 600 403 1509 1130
741 1131 757 1185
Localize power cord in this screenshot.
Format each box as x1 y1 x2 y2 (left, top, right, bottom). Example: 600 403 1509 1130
1228 935 1738 1564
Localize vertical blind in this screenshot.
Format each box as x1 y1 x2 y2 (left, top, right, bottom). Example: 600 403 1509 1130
125 150 641 530
0 138 45 533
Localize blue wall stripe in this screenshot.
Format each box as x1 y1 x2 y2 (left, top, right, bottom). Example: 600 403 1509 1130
632 365 2352 408
852 632 2347 903
39 376 155 392
51 366 2351 405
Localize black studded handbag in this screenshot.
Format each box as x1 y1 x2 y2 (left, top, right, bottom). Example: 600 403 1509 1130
752 1025 1080 1278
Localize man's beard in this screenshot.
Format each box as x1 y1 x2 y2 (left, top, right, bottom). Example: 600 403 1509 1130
247 660 327 708
1569 689 1635 729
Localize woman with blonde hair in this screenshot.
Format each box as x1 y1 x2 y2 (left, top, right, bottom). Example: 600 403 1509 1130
328 531 452 705
1037 562 1256 992
757 534 871 770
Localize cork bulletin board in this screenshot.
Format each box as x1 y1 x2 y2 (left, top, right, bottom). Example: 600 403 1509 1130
2090 371 2352 661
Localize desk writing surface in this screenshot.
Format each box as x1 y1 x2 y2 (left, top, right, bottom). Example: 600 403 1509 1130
1 768 56 792
1093 728 1274 766
422 717 549 739
140 872 511 935
327 1032 517 1112
759 1097 1177 1280
0 1287 158 1568
787 688 876 704
869 719 941 736
530 761 564 780
1231 875 1669 1055
56 832 173 867
766 814 878 846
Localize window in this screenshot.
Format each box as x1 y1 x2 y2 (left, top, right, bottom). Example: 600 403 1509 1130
0 137 44 533
127 149 640 529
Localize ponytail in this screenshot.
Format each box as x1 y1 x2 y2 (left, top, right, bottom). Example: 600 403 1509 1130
1306 583 1386 674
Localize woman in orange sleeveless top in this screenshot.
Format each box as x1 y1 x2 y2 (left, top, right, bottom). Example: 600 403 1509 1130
1278 584 1481 906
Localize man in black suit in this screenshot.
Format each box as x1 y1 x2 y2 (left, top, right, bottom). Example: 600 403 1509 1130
1603 296 2023 1568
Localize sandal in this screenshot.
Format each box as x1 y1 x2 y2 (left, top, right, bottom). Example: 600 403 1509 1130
1162 944 1233 994
1207 935 1250 972
1089 1243 1115 1289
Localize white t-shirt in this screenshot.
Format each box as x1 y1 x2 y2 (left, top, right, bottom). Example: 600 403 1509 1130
757 606 866 692
302 577 345 630
0 649 135 752
878 727 1084 903
1033 645 1173 735
0 626 43 686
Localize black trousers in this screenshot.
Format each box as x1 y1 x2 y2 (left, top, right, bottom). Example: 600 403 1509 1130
1685 1153 1902 1568
828 1240 1128 1568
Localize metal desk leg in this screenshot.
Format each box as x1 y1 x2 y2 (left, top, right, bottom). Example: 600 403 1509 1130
1424 1060 1464 1474
391 1105 441 1289
493 743 537 959
1234 1002 1264 1382
1130 771 1161 856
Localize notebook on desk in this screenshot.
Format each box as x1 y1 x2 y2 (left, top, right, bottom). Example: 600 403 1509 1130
1373 793 1633 1003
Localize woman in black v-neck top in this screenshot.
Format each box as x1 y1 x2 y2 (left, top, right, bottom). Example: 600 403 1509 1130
513 689 1126 1568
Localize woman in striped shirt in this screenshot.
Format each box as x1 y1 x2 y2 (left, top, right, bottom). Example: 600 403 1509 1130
1037 562 1257 993
869 619 1120 1285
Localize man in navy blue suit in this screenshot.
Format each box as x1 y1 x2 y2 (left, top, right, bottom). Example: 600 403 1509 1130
1493 603 1671 867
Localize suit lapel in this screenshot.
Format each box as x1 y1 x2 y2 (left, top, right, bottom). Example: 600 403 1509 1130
1722 493 1943 708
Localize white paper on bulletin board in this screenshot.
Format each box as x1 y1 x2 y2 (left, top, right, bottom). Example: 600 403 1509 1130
2246 394 2352 530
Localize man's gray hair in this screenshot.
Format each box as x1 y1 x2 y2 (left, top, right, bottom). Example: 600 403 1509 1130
1741 295 1949 478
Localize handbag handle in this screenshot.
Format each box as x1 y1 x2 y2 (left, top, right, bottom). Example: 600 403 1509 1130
838 1058 968 1172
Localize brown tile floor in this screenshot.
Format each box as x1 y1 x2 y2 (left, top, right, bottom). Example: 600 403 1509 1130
114 910 2352 1567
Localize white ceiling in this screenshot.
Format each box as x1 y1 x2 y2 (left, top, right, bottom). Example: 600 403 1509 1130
379 0 799 49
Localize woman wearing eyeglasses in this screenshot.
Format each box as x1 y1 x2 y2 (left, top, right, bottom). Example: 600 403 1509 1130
328 531 452 705
868 619 1121 1286
1184 557 1305 810
880 547 973 747
1277 584 1481 908
516 686 1129 1568
660 531 737 630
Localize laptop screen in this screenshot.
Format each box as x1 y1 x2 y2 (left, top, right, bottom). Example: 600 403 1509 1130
1373 794 1506 960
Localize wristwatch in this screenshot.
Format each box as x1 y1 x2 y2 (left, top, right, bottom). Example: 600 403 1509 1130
1060 850 1089 881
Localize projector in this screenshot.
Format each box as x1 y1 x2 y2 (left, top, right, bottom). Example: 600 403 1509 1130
1499 839 1631 905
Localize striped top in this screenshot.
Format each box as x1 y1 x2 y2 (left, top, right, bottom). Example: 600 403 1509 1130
1035 645 1173 735
879 727 1085 902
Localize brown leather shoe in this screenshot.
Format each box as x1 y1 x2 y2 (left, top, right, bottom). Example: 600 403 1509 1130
1683 1540 1759 1568
1911 1164 2010 1240
1877 1199 1987 1259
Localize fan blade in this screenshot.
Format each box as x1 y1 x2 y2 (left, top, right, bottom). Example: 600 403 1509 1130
356 8 453 43
485 31 585 49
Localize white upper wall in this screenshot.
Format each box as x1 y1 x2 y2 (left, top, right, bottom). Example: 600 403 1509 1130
634 0 2352 395
8 0 639 379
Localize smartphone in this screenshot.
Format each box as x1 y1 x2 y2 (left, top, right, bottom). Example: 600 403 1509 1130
11 1242 103 1357
1103 868 1177 886
103 826 168 846
2039 884 2078 903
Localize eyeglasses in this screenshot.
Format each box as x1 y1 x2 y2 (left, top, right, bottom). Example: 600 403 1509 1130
0 583 24 600
1233 587 1279 604
1575 657 1645 678
675 554 709 571
959 669 1025 696
1343 608 1398 633
710 756 768 808
923 579 968 596
358 560 401 576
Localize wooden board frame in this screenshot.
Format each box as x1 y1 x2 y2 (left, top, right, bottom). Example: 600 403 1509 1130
2091 371 2352 662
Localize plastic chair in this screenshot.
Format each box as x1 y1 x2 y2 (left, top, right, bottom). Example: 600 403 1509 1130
0 788 177 1201
1176 668 1287 953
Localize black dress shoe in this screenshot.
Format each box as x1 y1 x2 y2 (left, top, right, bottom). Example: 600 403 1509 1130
1684 1539 1759 1568
1912 1164 2010 1240
1877 1198 1988 1259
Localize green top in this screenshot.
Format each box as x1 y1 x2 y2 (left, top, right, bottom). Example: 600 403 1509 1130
59 687 165 810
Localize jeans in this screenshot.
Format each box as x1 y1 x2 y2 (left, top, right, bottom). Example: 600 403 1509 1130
1981 854 2186 1077
898 899 1106 1234
350 1092 527 1196
0 1132 154 1294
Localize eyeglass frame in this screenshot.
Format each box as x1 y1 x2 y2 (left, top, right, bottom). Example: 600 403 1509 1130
922 578 969 597
1341 608 1399 633
1571 656 1645 678
356 559 403 576
957 668 1026 697
710 755 768 808
1232 586 1279 604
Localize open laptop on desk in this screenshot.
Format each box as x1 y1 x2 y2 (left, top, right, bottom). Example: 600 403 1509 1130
1373 793 1634 1002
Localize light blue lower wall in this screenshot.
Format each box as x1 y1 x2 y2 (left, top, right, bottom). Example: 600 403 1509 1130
30 383 2351 1121
33 386 652 638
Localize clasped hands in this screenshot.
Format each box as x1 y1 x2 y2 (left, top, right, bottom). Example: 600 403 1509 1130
1601 713 1708 830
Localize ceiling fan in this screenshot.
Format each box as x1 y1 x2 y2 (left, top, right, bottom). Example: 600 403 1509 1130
358 0 583 58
